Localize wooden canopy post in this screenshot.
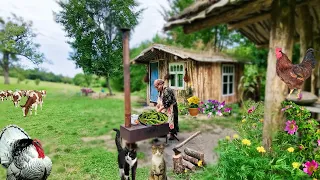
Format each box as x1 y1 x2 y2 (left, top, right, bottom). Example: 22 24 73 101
297 4 314 92
313 37 320 96
262 0 296 150
121 28 131 128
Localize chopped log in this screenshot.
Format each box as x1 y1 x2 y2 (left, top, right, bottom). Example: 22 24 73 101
182 154 199 165
173 131 201 155
182 159 196 171
184 147 204 161
172 154 184 174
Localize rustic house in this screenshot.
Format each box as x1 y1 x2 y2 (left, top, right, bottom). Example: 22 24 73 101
131 44 245 105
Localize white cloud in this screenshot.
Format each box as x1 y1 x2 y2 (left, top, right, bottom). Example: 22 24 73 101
0 0 170 78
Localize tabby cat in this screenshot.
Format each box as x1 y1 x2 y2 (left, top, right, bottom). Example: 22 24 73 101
113 128 138 180
149 144 167 180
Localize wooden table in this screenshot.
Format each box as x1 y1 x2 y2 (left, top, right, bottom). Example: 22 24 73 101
120 123 170 143
304 104 320 120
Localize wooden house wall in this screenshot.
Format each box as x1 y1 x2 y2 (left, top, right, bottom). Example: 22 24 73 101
145 51 243 105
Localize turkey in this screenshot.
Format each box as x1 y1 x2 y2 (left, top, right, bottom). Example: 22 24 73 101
0 125 52 180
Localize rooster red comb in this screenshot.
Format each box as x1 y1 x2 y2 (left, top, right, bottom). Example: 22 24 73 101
275 47 282 52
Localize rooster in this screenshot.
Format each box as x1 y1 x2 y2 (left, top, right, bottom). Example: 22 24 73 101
276 48 316 100
0 125 52 180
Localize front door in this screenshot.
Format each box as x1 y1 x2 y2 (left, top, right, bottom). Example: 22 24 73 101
150 62 159 103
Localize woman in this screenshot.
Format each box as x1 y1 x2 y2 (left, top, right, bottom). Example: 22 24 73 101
154 79 179 140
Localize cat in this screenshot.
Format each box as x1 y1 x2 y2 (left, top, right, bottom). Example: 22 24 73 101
149 144 167 180
113 128 138 180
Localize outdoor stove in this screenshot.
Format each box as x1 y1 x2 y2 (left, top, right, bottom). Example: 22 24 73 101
119 28 169 143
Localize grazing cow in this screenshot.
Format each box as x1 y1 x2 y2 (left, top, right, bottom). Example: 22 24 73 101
40 90 47 98
0 91 5 101
20 90 27 97
5 90 13 100
12 91 22 107
20 91 43 117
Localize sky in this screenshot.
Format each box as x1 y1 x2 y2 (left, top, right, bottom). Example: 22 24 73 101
0 0 170 78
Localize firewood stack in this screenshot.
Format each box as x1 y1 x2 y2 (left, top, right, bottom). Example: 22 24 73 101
172 131 205 174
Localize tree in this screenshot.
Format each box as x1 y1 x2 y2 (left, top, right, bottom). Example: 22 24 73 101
0 14 46 84
55 0 143 95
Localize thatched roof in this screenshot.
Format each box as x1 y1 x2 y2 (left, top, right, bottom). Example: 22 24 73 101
164 0 320 47
131 44 244 64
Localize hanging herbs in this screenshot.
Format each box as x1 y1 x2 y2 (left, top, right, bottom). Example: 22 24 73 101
184 68 190 83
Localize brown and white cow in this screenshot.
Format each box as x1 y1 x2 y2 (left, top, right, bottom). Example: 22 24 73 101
5 90 13 100
21 91 43 117
40 90 47 98
12 91 22 107
0 91 6 101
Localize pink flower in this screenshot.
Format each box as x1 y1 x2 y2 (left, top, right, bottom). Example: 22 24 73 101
216 110 223 116
281 105 293 112
200 101 204 104
318 140 320 146
303 160 318 176
248 106 256 113
284 120 298 135
169 124 174 129
224 107 232 113
218 101 225 109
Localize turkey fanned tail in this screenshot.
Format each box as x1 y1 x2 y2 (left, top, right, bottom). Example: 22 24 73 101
0 125 30 168
7 156 52 180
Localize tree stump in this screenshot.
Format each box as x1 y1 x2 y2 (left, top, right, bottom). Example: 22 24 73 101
182 159 196 171
184 147 204 162
182 154 199 165
172 154 184 174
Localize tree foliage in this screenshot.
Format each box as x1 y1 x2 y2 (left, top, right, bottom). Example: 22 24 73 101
55 0 143 94
0 14 46 84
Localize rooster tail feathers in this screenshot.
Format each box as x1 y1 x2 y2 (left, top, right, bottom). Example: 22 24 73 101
0 125 30 168
303 48 316 68
113 128 123 152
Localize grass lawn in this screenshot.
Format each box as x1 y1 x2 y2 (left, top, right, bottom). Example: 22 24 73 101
0 76 149 180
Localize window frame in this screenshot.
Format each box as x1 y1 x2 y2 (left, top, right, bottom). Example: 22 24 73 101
169 62 185 90
221 64 235 96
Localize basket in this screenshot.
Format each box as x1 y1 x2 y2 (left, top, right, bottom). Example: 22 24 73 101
138 112 168 126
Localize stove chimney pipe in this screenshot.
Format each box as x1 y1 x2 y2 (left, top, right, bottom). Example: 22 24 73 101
121 28 131 128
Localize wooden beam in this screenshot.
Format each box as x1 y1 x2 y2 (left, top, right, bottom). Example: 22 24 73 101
297 4 314 92
183 0 273 34
263 0 296 150
228 13 271 30
312 37 320 96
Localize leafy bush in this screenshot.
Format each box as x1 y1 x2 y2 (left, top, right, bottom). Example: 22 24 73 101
192 100 319 179
35 78 40 85
17 74 25 84
178 103 189 115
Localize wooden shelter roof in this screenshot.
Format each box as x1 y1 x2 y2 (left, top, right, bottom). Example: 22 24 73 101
131 44 243 64
164 0 320 47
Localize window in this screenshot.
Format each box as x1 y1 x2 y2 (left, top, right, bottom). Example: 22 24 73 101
169 63 184 89
222 64 235 96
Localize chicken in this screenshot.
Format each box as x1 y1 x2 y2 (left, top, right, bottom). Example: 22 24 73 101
0 125 52 180
276 48 316 100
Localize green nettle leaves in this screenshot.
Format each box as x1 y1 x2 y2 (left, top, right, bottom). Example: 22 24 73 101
54 0 143 94
0 15 46 84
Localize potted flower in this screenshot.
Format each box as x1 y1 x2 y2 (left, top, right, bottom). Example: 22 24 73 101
187 96 200 116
